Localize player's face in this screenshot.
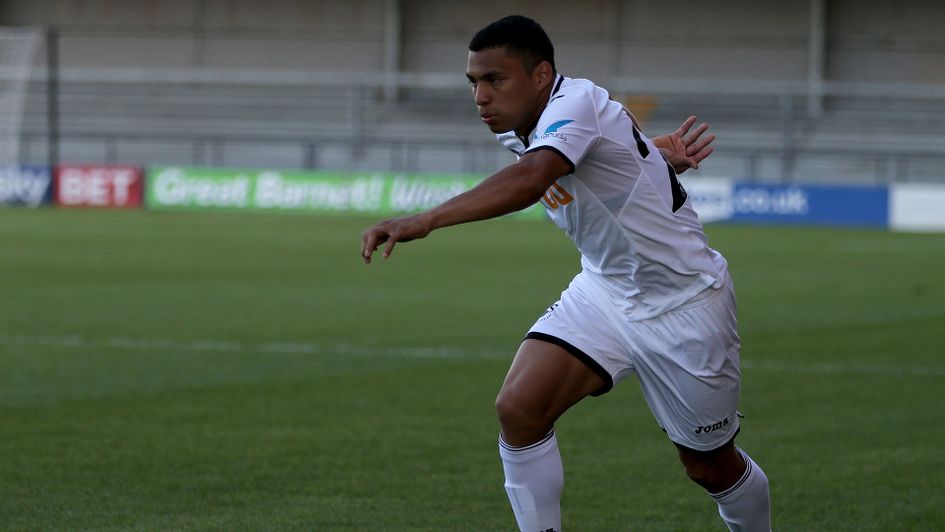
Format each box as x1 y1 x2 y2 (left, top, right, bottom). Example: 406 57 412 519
466 48 548 136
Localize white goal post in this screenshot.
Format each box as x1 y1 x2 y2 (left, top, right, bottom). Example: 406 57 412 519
0 27 40 165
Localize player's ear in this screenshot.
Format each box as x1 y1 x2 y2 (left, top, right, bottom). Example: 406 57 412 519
533 60 553 90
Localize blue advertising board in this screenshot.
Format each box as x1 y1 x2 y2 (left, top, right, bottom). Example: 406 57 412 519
0 165 52 207
729 183 889 228
684 178 890 228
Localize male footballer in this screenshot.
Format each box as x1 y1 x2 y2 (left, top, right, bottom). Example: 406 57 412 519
361 15 771 532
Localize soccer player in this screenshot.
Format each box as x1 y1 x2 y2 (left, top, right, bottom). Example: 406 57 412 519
361 15 771 532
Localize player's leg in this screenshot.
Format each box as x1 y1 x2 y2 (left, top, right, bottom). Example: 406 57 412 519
499 273 629 532
674 439 745 493
628 280 771 531
676 440 771 532
496 338 607 445
496 338 607 532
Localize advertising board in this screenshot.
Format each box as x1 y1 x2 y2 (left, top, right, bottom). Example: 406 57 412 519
0 165 51 207
54 165 144 208
684 178 889 228
145 167 545 218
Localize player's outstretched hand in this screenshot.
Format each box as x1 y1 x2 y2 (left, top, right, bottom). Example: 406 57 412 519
361 213 433 264
652 116 715 174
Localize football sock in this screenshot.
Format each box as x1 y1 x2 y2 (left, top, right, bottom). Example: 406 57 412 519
710 448 771 532
499 429 563 532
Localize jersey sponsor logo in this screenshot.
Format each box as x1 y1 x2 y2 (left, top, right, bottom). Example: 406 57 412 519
694 417 731 434
541 182 574 210
544 119 574 133
531 119 574 143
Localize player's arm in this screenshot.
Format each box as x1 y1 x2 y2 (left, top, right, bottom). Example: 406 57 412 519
360 149 570 263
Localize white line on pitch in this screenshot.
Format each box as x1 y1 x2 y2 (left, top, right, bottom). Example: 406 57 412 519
1 333 943 377
0 333 509 359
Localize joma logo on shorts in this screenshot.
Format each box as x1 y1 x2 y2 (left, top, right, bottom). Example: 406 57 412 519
694 417 730 434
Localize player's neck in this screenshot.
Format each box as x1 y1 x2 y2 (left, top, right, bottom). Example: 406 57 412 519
514 82 555 139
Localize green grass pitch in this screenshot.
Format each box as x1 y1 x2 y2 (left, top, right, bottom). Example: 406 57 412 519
1 208 943 530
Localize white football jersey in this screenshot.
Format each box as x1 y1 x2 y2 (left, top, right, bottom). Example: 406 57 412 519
497 74 729 320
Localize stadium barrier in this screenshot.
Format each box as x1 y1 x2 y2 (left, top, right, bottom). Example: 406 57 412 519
889 184 945 232
0 164 51 207
683 178 890 228
54 165 144 209
143 166 547 219
3 163 944 232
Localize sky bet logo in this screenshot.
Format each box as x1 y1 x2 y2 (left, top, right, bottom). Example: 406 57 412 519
532 119 574 142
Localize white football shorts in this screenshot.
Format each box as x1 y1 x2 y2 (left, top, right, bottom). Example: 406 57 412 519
526 271 741 452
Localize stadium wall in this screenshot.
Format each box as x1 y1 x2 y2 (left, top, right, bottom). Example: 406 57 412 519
4 1 944 181
4 164 945 232
4 0 944 84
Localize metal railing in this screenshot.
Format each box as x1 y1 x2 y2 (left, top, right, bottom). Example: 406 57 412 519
20 65 945 183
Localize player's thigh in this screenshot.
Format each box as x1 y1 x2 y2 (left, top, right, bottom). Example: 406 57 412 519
630 283 741 452
497 339 607 428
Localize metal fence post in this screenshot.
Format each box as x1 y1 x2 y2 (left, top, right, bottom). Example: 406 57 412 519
348 85 364 167
304 141 317 169
46 26 59 168
780 94 796 182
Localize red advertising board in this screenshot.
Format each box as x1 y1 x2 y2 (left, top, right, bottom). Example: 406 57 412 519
55 165 144 208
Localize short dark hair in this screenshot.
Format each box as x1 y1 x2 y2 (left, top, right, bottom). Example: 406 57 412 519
469 15 556 74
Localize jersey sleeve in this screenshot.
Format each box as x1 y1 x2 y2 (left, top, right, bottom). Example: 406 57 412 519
523 87 601 173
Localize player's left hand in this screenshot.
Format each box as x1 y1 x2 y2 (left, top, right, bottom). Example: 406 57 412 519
361 213 433 264
652 116 715 174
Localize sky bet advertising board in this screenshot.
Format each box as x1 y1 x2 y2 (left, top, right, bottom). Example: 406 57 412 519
54 165 144 208
0 165 52 207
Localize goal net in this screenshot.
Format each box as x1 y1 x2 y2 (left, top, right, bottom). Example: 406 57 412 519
0 27 40 165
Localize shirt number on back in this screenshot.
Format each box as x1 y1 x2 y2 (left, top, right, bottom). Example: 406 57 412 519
632 126 688 213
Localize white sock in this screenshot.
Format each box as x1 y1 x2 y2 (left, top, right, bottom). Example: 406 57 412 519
711 448 772 532
499 429 563 532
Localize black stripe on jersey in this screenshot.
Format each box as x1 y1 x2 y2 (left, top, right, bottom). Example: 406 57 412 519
631 126 650 158
666 162 688 212
524 332 613 396
524 145 575 175
519 115 543 149
630 124 688 213
551 75 564 96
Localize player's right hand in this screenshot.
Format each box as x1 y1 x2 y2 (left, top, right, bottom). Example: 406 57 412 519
361 213 433 264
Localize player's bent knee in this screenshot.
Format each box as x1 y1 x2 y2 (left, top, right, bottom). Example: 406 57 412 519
494 389 538 426
681 460 715 487
495 389 554 441
676 441 744 492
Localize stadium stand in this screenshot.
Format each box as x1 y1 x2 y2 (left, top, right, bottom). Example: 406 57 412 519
4 0 945 183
